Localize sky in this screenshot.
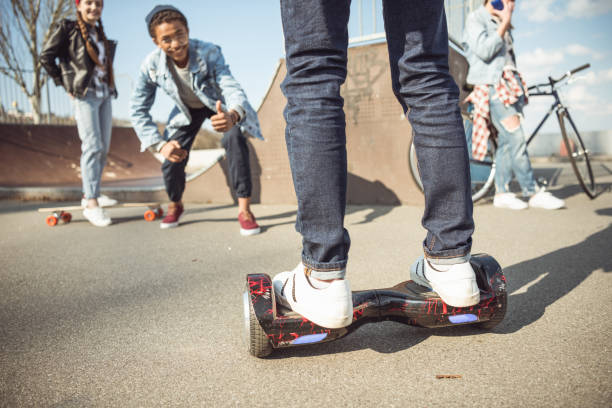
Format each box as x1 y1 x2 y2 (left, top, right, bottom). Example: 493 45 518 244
98 0 612 133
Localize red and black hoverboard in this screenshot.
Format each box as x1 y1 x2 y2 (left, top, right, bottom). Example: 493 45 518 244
243 254 507 358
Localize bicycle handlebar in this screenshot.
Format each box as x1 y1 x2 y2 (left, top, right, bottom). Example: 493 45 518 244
528 63 591 92
551 63 591 84
571 63 591 75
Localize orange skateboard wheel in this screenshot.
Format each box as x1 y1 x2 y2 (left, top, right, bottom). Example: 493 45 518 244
144 210 156 222
46 215 58 227
61 212 72 223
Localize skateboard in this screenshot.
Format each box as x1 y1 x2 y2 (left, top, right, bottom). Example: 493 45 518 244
38 202 163 226
243 254 507 358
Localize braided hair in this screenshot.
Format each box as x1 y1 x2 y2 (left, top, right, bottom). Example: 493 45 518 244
76 11 115 91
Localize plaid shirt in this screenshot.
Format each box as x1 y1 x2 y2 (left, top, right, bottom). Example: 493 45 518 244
464 69 529 160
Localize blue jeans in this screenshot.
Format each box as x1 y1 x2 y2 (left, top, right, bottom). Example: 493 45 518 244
280 0 474 278
489 89 537 195
73 89 113 199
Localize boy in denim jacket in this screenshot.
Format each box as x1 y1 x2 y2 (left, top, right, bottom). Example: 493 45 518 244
130 5 263 234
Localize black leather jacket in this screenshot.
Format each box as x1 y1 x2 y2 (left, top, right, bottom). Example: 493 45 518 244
40 19 117 98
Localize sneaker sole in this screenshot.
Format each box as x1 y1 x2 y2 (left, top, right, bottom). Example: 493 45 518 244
493 203 528 210
160 222 179 229
289 300 353 329
429 285 480 308
240 227 261 236
88 221 112 227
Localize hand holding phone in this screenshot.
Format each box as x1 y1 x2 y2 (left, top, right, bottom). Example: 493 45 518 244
491 0 504 10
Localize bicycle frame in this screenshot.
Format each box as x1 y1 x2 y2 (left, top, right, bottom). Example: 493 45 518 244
525 84 563 147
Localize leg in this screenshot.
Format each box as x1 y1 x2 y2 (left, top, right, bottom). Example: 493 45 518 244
221 126 252 202
222 126 261 235
383 0 479 307
280 0 351 277
489 98 537 196
382 0 473 263
97 95 113 181
272 0 353 329
73 93 112 226
73 93 105 201
161 107 208 202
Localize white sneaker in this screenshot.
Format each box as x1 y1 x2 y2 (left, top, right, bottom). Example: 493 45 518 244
272 263 353 329
83 206 112 227
493 193 528 210
528 189 565 210
410 256 480 307
81 194 118 208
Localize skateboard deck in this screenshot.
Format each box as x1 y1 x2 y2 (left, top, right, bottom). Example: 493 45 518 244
38 202 163 226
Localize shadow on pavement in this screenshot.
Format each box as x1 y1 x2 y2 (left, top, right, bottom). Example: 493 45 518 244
269 224 612 357
496 223 612 333
549 182 612 200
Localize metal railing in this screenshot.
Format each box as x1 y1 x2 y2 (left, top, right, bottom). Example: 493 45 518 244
0 68 74 125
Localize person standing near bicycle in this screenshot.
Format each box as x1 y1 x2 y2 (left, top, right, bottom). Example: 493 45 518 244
463 0 565 210
41 0 119 226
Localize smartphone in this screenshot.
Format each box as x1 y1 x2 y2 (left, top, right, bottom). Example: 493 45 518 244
491 0 504 10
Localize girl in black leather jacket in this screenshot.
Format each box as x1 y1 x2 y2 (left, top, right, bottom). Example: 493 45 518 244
40 0 118 227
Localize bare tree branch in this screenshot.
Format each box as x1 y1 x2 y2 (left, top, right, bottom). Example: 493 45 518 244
0 0 73 122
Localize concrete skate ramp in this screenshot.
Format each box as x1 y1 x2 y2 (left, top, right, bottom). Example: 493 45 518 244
0 124 162 188
0 41 468 205
0 124 226 201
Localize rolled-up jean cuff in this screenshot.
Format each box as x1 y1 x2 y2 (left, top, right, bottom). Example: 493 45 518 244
302 259 347 280
424 250 471 266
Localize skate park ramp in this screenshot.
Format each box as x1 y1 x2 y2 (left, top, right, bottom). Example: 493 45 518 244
0 41 468 205
0 124 225 202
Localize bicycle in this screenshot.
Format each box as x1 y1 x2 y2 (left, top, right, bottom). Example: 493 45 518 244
409 63 597 201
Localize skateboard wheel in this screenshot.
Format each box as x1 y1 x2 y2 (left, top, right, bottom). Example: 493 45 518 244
61 212 72 223
46 215 58 227
144 210 156 222
157 208 164 218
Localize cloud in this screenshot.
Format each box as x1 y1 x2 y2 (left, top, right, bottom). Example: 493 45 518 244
519 0 612 22
565 0 612 18
563 84 612 116
566 44 604 60
517 48 565 82
573 68 612 85
519 0 564 22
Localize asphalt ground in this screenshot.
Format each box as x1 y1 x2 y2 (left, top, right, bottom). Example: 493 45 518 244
1 161 611 407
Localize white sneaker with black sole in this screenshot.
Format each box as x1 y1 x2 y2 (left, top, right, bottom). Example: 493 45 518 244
272 263 353 329
410 256 480 307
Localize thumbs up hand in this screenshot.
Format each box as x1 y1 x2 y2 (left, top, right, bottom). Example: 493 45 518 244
211 100 239 132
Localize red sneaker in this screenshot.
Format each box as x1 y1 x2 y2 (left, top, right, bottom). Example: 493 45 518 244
238 211 261 236
160 203 184 229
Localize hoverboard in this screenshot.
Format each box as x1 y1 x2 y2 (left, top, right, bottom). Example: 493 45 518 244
243 254 506 357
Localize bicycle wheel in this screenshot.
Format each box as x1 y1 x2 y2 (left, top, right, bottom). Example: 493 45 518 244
557 108 596 198
408 118 496 202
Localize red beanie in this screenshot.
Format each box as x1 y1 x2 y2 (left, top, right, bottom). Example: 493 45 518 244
75 0 80 4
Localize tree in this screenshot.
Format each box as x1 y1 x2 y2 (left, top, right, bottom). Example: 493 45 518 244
0 0 73 124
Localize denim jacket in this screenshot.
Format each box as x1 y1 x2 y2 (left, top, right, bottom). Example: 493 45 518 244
462 6 509 85
130 39 263 151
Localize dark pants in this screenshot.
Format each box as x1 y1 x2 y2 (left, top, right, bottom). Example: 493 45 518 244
162 106 252 202
280 0 474 274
